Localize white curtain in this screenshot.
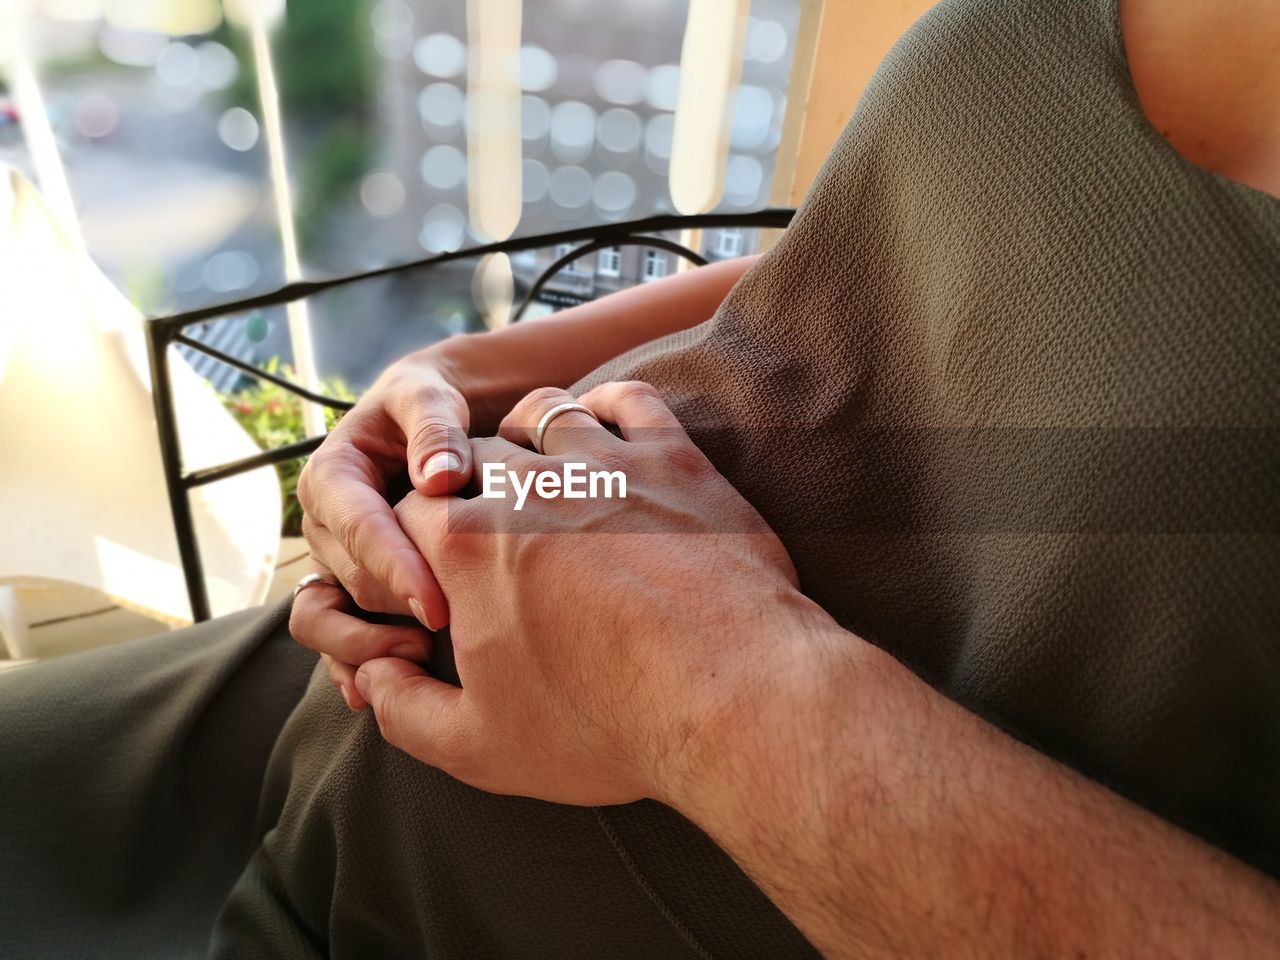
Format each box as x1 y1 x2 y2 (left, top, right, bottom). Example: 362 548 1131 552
0 167 281 646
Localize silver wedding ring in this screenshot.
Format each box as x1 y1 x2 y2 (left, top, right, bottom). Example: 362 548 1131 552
293 571 338 600
533 401 598 455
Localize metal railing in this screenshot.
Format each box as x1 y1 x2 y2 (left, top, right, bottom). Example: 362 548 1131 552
145 208 795 621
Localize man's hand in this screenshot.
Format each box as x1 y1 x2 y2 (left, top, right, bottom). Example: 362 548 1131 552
351 382 1280 958
355 380 823 805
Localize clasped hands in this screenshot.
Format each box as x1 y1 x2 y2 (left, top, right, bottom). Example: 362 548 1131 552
291 375 840 809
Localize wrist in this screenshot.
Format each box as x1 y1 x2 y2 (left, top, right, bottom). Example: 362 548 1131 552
652 597 887 953
654 590 865 819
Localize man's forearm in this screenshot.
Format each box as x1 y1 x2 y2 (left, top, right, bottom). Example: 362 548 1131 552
433 255 757 431
672 617 1280 958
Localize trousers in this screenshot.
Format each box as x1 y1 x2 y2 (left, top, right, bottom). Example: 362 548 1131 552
0 599 815 959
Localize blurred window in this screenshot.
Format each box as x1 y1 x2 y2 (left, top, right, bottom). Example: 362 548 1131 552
642 249 669 282
597 246 621 277
556 241 590 274
714 228 744 258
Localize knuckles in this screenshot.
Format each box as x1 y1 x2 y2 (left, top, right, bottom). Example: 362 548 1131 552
662 439 715 481
288 601 317 650
424 722 474 779
343 568 380 611
335 509 365 565
525 385 569 406
611 380 661 402
516 386 571 421
295 460 316 507
408 414 464 457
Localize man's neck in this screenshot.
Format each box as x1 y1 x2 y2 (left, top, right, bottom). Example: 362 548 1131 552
1122 0 1280 198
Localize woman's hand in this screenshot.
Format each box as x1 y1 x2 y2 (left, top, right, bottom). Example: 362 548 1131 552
292 561 434 710
293 348 470 625
352 381 832 806
290 347 478 706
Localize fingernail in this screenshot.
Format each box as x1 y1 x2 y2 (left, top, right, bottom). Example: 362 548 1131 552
354 668 372 701
422 450 461 480
338 683 354 709
389 642 427 661
408 597 437 630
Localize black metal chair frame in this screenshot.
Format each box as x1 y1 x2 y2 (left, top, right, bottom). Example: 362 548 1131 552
144 209 795 621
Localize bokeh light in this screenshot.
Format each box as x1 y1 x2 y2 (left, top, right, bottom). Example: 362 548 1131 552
217 107 259 151
4 0 801 390
202 250 260 292
644 63 680 111
592 170 636 217
596 107 642 154
730 86 774 150
418 82 465 129
97 27 166 67
521 158 550 204
360 171 406 216
518 46 558 92
371 0 414 60
414 33 465 78
549 100 596 164
746 18 788 63
195 41 238 91
593 59 646 105
419 204 466 252
548 165 592 210
72 94 119 139
521 95 551 142
155 41 198 87
725 154 764 205
420 144 466 190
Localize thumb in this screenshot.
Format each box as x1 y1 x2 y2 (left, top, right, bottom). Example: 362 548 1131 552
356 657 466 766
405 406 471 497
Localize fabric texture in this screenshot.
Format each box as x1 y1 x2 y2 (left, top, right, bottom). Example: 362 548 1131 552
208 643 806 960
1 0 1276 956
0 602 315 959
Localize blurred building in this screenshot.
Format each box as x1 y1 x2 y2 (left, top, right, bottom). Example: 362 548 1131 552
4 0 800 393
370 0 798 313
509 224 753 314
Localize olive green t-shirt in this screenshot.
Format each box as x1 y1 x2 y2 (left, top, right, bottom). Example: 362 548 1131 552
580 0 1280 871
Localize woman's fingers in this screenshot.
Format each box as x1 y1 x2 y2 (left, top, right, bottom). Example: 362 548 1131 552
380 380 473 495
293 356 472 637
303 517 408 615
298 447 448 630
321 653 365 710
289 575 432 668
497 386 616 458
292 562 431 712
